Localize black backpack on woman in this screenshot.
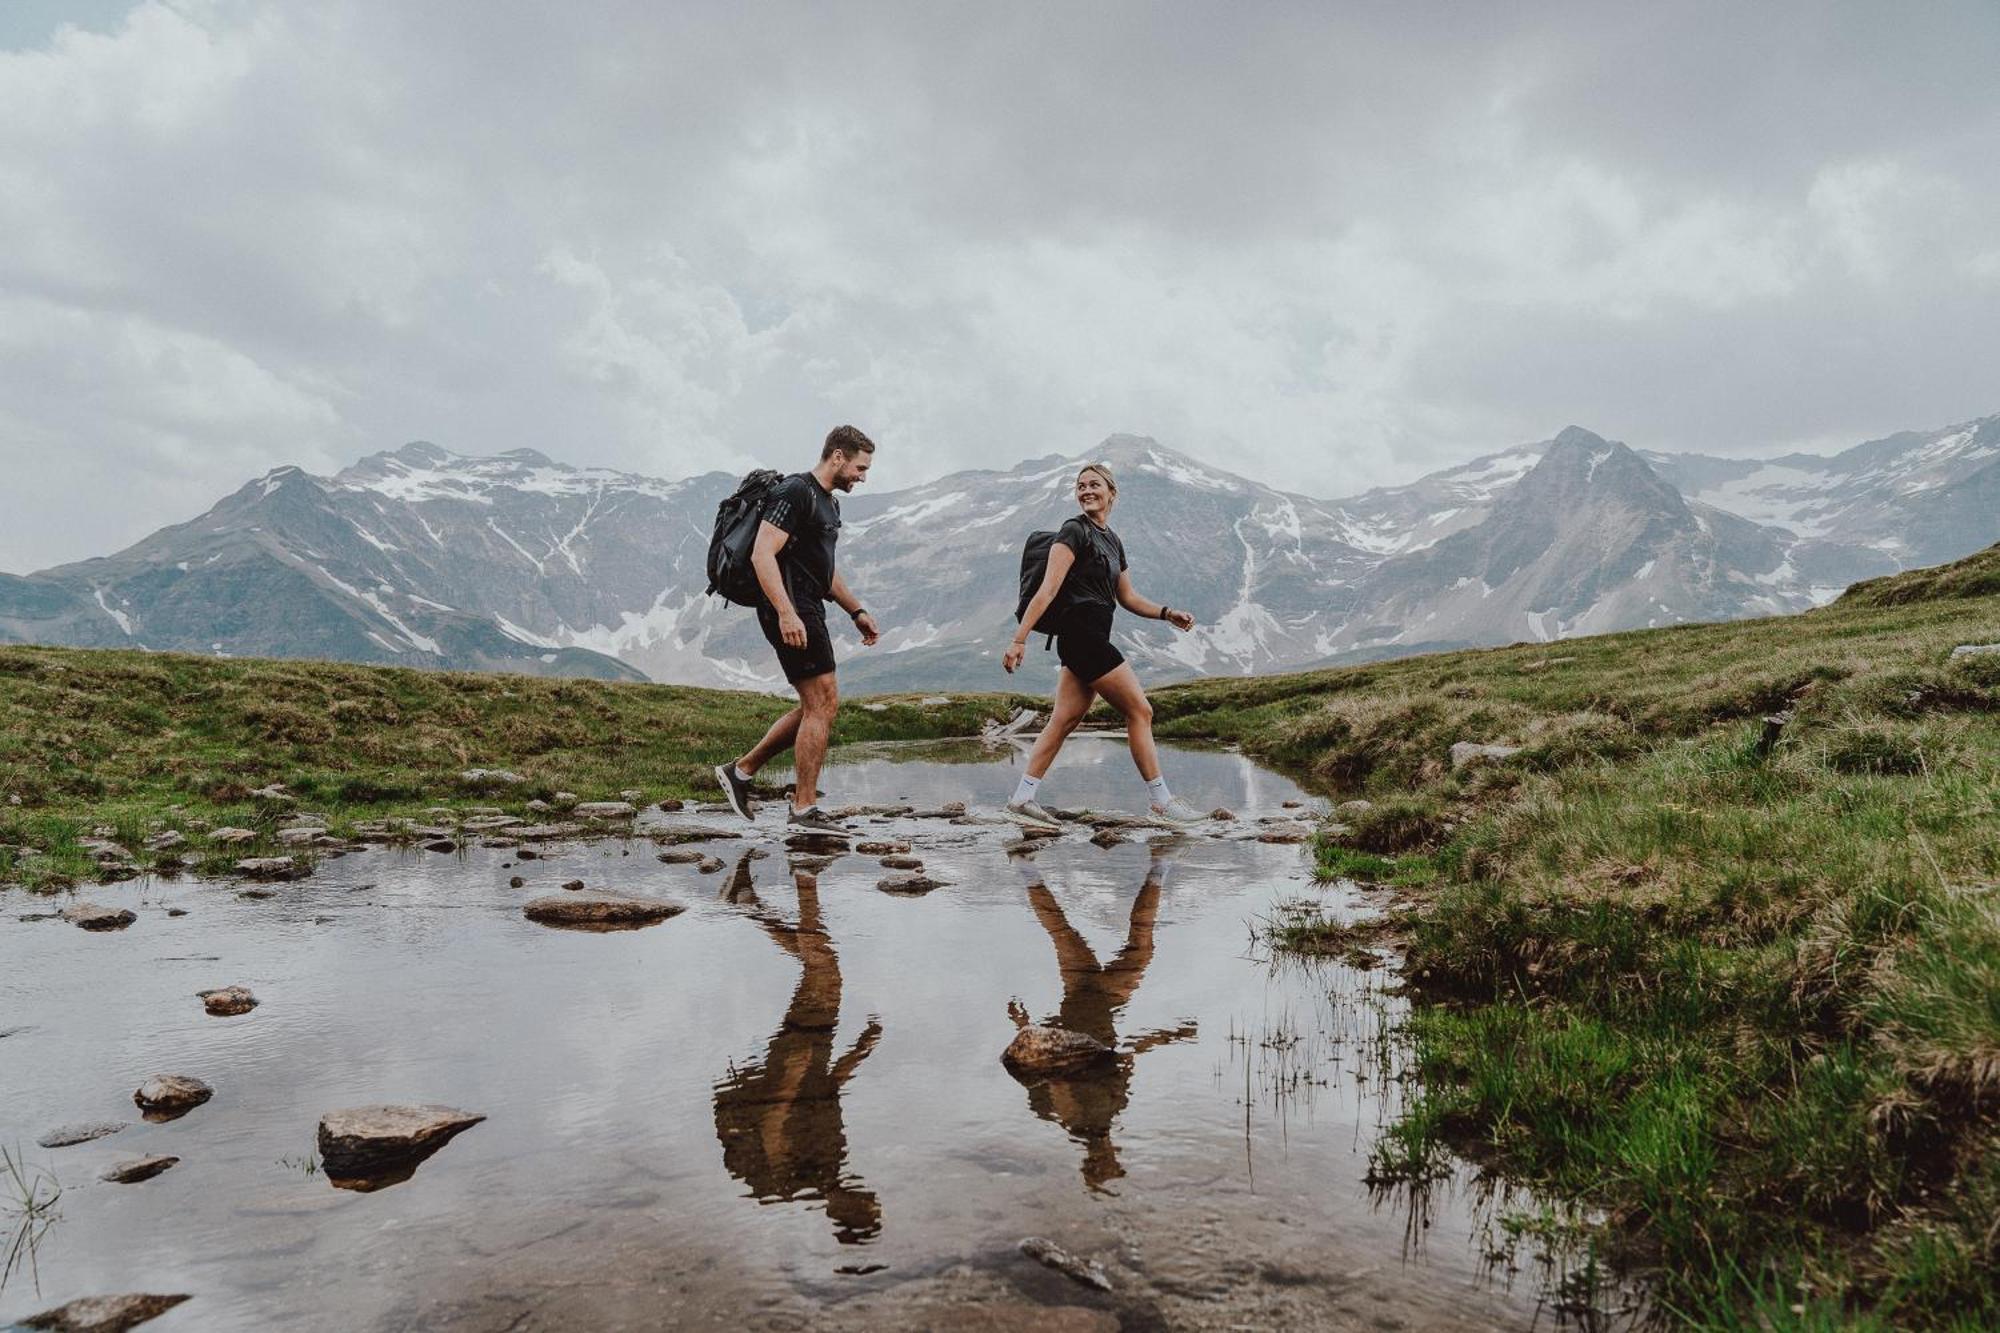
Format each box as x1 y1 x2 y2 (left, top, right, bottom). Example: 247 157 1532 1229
1015 530 1080 647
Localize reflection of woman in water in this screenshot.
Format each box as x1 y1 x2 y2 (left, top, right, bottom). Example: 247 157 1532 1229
713 858 883 1243
1006 840 1198 1190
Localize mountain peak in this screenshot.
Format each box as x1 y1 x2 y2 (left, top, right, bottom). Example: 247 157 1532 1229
1551 425 1615 452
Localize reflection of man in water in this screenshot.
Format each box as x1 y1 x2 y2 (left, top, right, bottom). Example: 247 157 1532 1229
713 858 883 1243
1007 840 1198 1190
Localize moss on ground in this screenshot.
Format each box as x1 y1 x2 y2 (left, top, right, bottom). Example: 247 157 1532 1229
1171 544 2000 1328
0 645 1030 890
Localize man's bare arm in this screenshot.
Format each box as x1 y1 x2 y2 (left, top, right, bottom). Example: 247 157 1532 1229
829 571 880 646
752 521 794 618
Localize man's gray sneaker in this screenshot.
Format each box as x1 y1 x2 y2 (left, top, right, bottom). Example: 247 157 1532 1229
1148 796 1207 827
715 764 755 821
787 806 854 839
1004 798 1063 833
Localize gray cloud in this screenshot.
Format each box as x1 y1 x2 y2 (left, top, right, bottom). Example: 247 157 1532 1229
2 0 1996 571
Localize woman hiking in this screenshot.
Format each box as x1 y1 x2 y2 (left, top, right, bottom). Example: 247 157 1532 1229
1002 462 1205 830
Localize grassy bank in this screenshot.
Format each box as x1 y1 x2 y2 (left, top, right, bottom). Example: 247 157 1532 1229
0 646 1028 890
1155 545 2000 1327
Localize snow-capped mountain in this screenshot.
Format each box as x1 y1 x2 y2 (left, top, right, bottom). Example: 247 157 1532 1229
2 414 1995 690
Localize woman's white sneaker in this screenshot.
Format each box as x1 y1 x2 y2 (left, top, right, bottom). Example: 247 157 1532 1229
1004 798 1064 833
1148 796 1206 827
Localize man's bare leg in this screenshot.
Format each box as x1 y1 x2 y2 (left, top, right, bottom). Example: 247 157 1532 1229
736 705 803 778
789 672 840 812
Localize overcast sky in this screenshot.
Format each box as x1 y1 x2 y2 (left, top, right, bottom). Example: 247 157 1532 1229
2 1 1996 572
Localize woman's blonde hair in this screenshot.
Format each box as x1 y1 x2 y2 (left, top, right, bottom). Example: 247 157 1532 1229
1077 462 1118 498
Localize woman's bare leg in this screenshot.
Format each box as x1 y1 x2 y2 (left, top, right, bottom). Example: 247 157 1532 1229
1023 668 1096 780
1089 664 1160 782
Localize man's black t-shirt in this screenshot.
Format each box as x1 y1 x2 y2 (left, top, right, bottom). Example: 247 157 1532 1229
1054 515 1127 612
762 472 841 607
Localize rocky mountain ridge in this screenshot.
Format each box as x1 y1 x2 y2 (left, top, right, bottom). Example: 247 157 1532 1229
2 413 1994 690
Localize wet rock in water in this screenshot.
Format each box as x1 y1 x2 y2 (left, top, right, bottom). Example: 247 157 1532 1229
561 878 586 891
1003 1025 1114 1075
574 801 638 820
208 827 258 845
515 848 539 860
421 838 458 853
1084 812 1157 830
790 853 839 873
36 1121 126 1149
911 801 968 819
786 833 852 853
1206 807 1236 822
833 802 914 819
655 847 706 864
656 798 685 812
236 856 307 880
1256 823 1315 844
949 814 1009 827
523 893 684 929
317 1104 486 1189
478 838 519 850
61 902 136 931
459 767 525 788
100 1155 179 1184
854 839 911 856
1449 741 1521 770
745 847 770 860
1089 829 1128 849
879 855 924 871
697 856 726 873
1019 1236 1115 1292
237 887 275 900
133 1074 212 1119
508 875 526 888
16 1292 191 1331
144 830 186 852
653 824 742 845
878 873 944 895
166 907 188 917
198 986 258 1016
1282 799 1304 808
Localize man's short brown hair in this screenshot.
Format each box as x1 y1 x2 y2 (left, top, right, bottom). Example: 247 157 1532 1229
822 424 876 460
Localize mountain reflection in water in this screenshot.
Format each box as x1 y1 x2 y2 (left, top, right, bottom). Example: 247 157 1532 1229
1008 838 1199 1191
712 857 883 1244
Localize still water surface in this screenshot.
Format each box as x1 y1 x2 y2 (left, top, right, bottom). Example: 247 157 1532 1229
2 739 1586 1330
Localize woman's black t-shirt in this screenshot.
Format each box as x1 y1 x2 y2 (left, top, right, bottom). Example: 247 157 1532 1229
1054 515 1127 615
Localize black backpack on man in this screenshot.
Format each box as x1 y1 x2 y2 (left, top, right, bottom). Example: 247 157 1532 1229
705 469 786 606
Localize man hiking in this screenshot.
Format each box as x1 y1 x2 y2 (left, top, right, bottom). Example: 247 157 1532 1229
715 425 881 837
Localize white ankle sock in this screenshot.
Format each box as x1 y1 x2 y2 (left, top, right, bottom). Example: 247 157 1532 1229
1012 773 1043 805
733 765 752 783
1145 775 1172 806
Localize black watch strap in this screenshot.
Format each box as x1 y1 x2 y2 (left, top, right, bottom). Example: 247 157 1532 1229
850 607 868 621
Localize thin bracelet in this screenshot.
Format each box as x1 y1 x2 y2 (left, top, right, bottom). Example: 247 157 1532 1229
850 607 868 621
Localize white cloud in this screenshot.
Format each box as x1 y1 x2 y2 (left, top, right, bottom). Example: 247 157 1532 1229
1 0 1997 571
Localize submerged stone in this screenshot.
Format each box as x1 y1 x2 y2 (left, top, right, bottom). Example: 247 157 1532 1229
61 902 135 931
198 986 258 1016
17 1292 190 1331
100 1155 180 1184
878 873 945 896
36 1121 126 1149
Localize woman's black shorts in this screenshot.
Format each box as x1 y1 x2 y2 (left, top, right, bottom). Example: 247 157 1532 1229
1055 607 1124 684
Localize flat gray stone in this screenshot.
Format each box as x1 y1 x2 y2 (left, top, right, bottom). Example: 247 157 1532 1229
652 824 742 845
878 873 945 895
235 856 306 880
1951 642 2000 659
523 893 684 928
514 822 587 842
573 801 638 819
100 1155 179 1184
1020 1236 1114 1292
207 826 258 845
36 1121 126 1149
198 986 258 1016
1450 741 1522 769
17 1292 190 1331
655 848 705 864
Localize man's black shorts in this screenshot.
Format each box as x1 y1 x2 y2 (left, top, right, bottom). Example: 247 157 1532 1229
757 602 837 684
1055 607 1125 684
